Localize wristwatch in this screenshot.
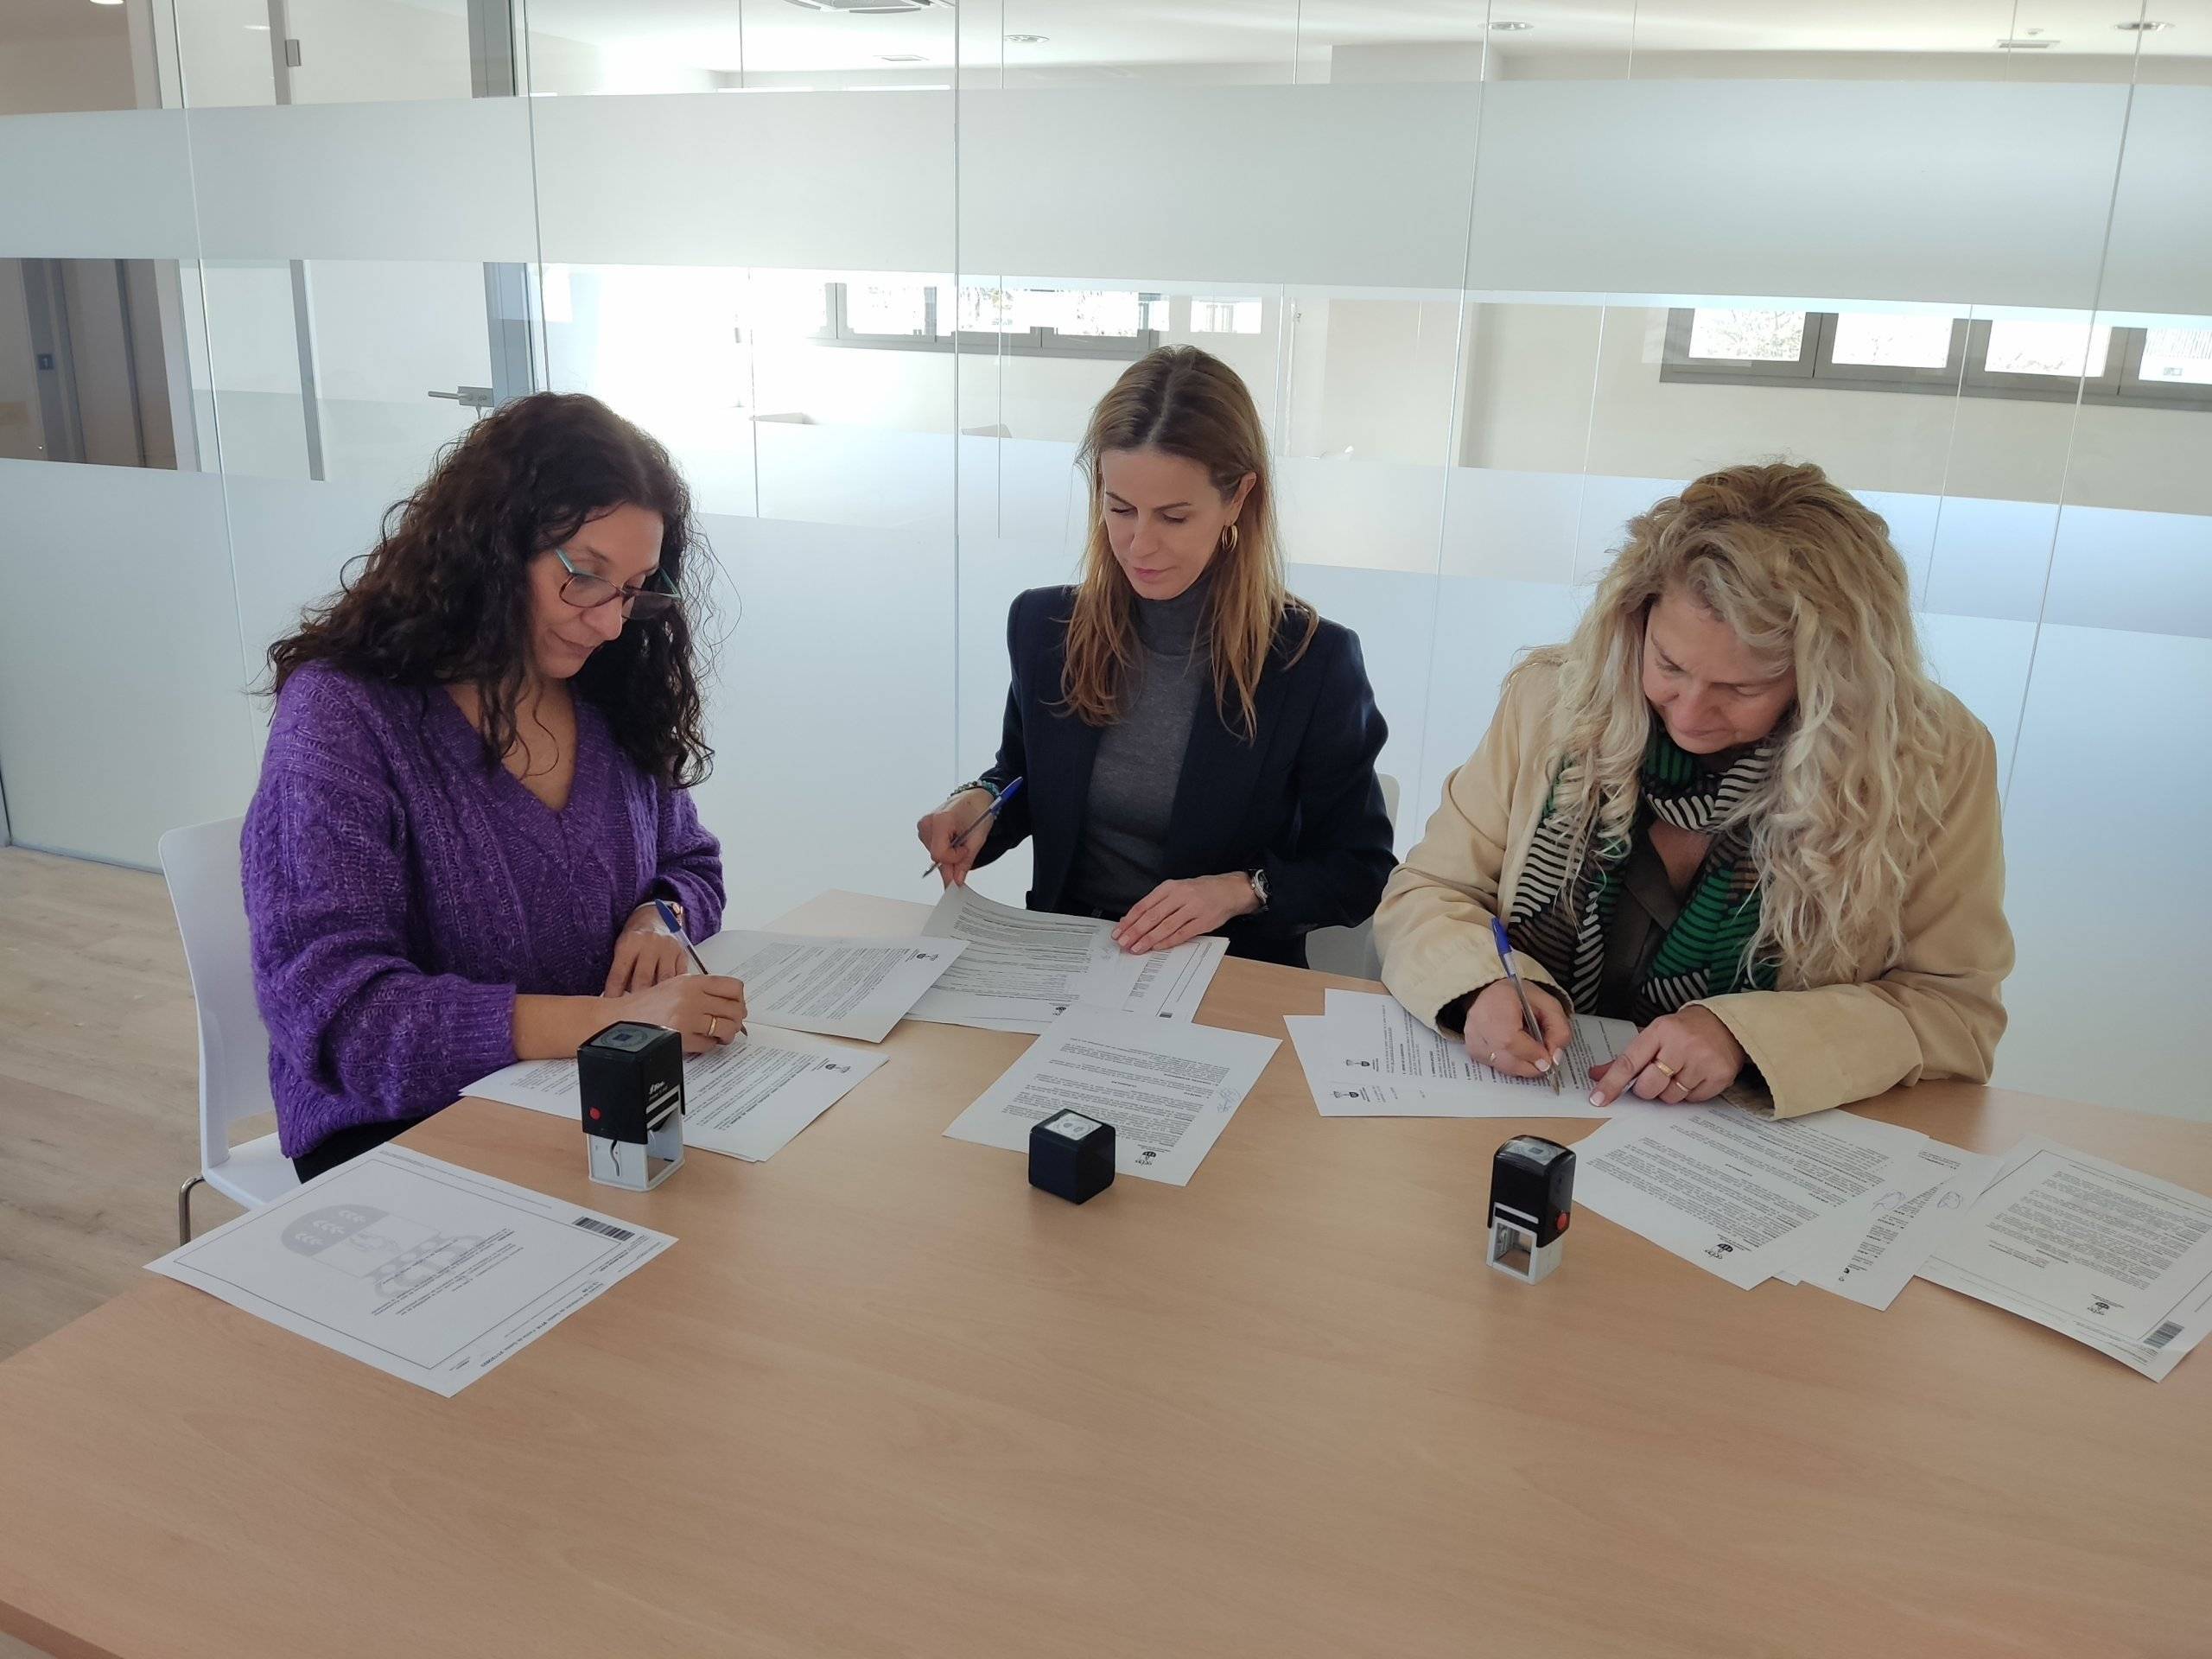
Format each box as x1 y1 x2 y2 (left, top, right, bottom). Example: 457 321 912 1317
1244 867 1271 913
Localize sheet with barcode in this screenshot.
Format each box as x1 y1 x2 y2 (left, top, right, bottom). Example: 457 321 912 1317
147 1145 675 1396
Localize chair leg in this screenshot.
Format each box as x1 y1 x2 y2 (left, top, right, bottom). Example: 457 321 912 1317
177 1174 206 1247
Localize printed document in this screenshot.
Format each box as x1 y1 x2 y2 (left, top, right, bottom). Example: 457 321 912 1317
1571 1104 1927 1288
909 886 1145 1032
146 1147 673 1397
1283 1016 1477 1116
943 1005 1278 1185
1120 933 1229 1022
696 929 965 1042
1780 1141 2002 1308
1281 989 1626 1117
1917 1136 2212 1381
465 1028 886 1163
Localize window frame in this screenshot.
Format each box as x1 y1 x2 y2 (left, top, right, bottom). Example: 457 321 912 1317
1660 308 2212 412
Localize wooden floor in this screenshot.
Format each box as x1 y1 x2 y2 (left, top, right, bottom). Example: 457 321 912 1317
0 847 245 1364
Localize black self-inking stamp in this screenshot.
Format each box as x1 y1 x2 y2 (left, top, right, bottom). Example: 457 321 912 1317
1488 1135 1574 1283
579 1022 685 1192
1029 1109 1115 1204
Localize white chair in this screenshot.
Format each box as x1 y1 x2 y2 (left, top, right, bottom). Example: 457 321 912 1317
1305 773 1402 980
160 817 296 1243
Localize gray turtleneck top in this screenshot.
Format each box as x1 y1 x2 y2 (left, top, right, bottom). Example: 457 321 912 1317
1061 571 1215 916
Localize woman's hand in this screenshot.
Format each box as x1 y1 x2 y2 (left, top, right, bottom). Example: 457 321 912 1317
604 905 690 995
1113 874 1259 955
608 974 748 1057
1464 978 1573 1079
1588 1006 1746 1106
917 788 996 889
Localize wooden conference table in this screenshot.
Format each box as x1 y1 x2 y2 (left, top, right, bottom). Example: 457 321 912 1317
2 890 2208 1659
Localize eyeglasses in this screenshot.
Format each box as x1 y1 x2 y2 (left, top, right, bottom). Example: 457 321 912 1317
553 546 680 622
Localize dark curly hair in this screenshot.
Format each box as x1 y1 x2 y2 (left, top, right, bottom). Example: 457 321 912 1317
268 392 714 788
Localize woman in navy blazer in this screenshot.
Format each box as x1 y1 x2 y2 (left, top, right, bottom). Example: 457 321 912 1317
916 346 1394 968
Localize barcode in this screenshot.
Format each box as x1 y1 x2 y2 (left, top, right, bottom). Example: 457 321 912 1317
573 1215 635 1242
2143 1320 2184 1351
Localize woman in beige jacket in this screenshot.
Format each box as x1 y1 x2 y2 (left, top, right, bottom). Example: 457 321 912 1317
1376 462 2012 1119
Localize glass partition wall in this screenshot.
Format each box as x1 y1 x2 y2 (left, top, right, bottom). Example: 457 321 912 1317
2 0 2206 1118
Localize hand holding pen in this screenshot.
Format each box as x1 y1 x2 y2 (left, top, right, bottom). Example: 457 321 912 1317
917 777 1025 887
1481 918 1567 1093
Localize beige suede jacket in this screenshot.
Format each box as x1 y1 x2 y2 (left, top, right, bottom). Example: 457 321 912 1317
1375 663 2013 1117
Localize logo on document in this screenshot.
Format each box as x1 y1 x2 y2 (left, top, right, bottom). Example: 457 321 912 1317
1704 1240 1737 1260
1137 1148 1159 1167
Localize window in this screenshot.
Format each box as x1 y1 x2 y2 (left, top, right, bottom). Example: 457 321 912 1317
2138 327 2212 386
821 283 1162 359
1662 308 1816 380
1688 308 1808 364
1662 308 2210 411
1192 296 1262 335
1828 313 1955 371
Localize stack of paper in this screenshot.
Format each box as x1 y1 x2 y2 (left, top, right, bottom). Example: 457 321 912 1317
908 886 1227 1034
1774 1141 2003 1309
1916 1137 2212 1382
467 1028 888 1164
1570 1103 1933 1288
1283 989 1627 1118
943 1004 1278 1185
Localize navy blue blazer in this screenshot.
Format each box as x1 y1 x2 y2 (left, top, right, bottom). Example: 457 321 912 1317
971 585 1395 967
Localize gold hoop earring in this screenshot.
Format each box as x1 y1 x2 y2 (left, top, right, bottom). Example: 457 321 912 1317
1220 522 1241 555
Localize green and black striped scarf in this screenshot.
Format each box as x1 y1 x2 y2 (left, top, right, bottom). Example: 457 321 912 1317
1507 728 1778 1021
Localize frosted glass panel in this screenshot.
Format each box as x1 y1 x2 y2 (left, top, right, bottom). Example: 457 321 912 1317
530 93 954 270
1466 81 2127 309
187 100 537 262
693 514 955 929
1412 576 1590 843
0 461 258 864
219 474 399 705
959 85 1482 289
2101 88 2212 319
0 112 199 258
1998 626 2212 1117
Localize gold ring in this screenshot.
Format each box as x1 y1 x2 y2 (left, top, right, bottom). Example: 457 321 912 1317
1653 1061 1679 1078
707 1015 721 1041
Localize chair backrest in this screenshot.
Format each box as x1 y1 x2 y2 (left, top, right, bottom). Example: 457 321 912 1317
158 817 274 1172
1305 772 1403 981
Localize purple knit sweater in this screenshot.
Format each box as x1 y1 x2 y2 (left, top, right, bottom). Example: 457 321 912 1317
242 663 725 1159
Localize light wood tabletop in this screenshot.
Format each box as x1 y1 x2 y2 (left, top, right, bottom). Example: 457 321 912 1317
2 889 2207 1659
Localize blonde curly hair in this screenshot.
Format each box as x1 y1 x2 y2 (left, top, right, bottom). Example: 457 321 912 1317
1517 461 1948 989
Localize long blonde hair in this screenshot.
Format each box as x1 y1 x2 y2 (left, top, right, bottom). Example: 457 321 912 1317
1519 461 1948 989
1064 346 1314 737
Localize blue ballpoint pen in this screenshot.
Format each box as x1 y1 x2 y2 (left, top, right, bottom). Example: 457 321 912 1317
1491 916 1564 1093
922 776 1026 877
653 899 712 976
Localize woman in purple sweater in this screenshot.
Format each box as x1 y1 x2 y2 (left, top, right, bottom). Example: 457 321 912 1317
245 393 747 1179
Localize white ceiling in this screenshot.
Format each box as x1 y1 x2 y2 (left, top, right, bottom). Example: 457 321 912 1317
505 0 2210 72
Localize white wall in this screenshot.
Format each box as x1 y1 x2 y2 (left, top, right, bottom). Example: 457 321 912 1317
0 263 41 461
0 33 136 116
